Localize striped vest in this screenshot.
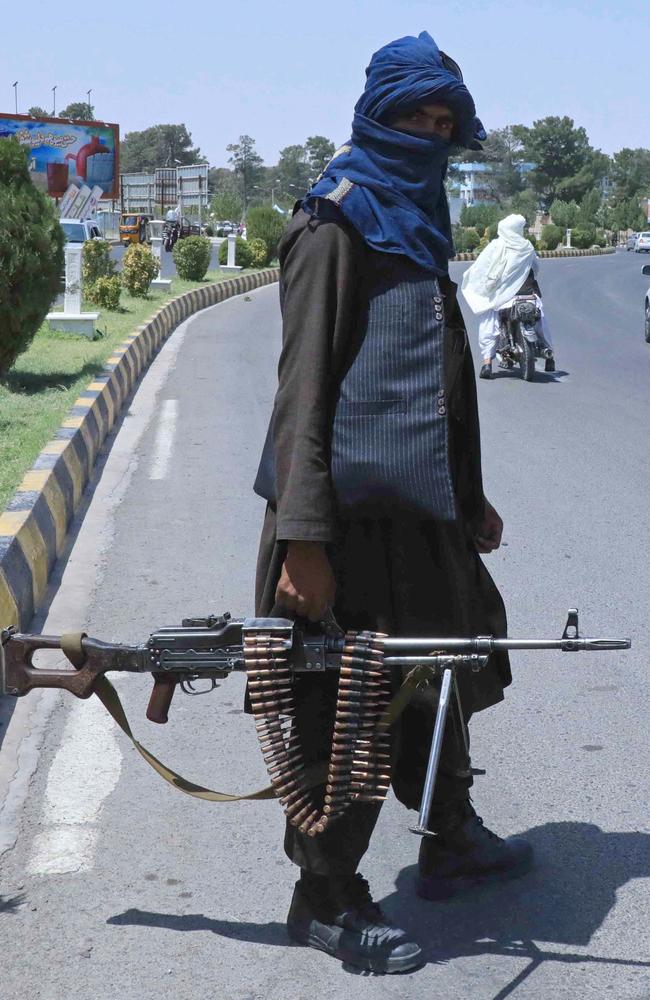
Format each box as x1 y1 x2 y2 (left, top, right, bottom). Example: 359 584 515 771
330 262 456 520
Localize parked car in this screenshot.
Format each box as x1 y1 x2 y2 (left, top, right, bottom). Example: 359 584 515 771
641 264 650 344
634 231 650 253
626 232 640 251
59 218 103 243
215 221 236 237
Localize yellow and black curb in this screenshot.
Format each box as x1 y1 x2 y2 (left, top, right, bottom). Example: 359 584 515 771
453 247 616 262
0 268 280 632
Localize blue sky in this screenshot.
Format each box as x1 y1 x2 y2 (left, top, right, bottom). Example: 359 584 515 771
5 0 648 168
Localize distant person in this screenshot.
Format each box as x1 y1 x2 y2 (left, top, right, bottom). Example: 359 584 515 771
461 214 555 378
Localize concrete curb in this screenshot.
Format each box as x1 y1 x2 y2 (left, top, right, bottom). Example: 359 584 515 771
452 247 616 262
0 268 280 631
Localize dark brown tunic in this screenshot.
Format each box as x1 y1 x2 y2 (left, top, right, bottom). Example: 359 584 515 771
254 205 511 874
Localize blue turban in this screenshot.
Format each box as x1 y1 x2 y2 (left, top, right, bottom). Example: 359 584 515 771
303 32 484 275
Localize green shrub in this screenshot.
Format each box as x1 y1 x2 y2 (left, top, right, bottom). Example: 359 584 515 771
486 223 498 241
459 203 500 232
463 227 481 251
173 235 211 280
87 275 121 310
121 243 160 296
82 239 115 286
218 236 253 268
203 224 214 237
540 224 563 251
0 139 64 376
526 232 539 250
246 207 285 261
570 226 596 249
248 237 270 268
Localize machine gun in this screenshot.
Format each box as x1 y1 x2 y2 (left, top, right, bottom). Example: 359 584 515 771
0 610 630 838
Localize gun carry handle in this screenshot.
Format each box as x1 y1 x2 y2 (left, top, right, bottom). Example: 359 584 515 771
146 674 178 724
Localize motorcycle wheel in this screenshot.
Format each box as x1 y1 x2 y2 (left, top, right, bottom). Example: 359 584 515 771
515 323 536 381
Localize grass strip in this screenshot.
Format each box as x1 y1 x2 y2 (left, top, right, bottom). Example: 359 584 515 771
0 269 254 511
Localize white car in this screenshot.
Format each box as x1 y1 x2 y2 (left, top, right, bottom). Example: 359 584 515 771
641 264 650 344
59 218 103 243
635 231 650 253
627 232 639 251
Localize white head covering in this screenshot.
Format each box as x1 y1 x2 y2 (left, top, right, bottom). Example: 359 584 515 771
461 214 538 314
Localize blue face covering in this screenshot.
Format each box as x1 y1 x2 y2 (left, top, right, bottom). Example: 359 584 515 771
303 32 483 275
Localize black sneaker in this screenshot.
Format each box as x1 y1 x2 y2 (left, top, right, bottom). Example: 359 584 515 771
479 363 492 379
287 872 422 973
416 800 533 900
544 356 556 372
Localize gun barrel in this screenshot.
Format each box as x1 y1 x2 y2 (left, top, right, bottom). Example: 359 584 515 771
377 636 631 654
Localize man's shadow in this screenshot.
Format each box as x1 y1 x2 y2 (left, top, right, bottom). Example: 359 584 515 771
107 821 650 994
380 821 650 997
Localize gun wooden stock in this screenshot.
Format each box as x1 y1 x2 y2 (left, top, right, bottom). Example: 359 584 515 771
146 674 179 724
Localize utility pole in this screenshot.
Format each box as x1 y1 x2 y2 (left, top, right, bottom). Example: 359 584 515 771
87 89 92 118
13 81 18 115
52 85 57 116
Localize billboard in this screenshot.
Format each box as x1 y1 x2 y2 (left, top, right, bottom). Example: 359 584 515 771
0 113 119 199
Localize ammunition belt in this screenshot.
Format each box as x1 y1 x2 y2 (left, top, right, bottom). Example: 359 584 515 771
244 627 392 837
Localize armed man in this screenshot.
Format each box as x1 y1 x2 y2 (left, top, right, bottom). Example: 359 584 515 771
253 31 532 973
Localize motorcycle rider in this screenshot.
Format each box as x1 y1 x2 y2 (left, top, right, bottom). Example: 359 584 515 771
461 214 555 379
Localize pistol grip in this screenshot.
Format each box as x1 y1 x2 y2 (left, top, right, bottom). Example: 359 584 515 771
146 674 177 724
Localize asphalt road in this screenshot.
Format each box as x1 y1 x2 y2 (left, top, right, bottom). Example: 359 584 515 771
1 250 649 1000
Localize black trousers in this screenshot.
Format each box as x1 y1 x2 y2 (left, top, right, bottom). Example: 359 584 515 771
283 669 473 878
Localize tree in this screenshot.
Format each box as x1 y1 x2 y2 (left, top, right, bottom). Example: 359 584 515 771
121 125 203 173
27 106 49 117
549 199 580 230
305 135 335 177
577 188 602 228
609 148 650 203
227 135 264 214
0 140 64 377
277 144 312 201
60 102 94 121
210 191 243 221
515 117 594 208
477 127 526 205
505 188 539 226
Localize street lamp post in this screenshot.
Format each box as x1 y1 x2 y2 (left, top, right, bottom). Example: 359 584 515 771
52 85 57 116
86 89 92 117
12 81 18 115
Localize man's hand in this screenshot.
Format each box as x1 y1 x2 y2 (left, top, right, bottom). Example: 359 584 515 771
275 541 336 622
474 498 503 554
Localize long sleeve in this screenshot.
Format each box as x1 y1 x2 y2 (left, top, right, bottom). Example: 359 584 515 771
273 210 362 542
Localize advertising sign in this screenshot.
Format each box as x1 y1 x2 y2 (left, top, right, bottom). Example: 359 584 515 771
0 113 119 199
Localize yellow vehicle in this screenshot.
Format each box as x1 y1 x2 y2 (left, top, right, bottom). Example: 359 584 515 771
119 213 152 245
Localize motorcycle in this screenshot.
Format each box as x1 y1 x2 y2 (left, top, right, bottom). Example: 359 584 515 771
162 220 179 252
496 295 553 382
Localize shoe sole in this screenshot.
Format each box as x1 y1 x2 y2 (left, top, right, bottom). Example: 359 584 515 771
287 923 423 974
416 855 534 901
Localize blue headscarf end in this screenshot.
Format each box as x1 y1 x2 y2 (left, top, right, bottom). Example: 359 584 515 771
303 32 484 276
